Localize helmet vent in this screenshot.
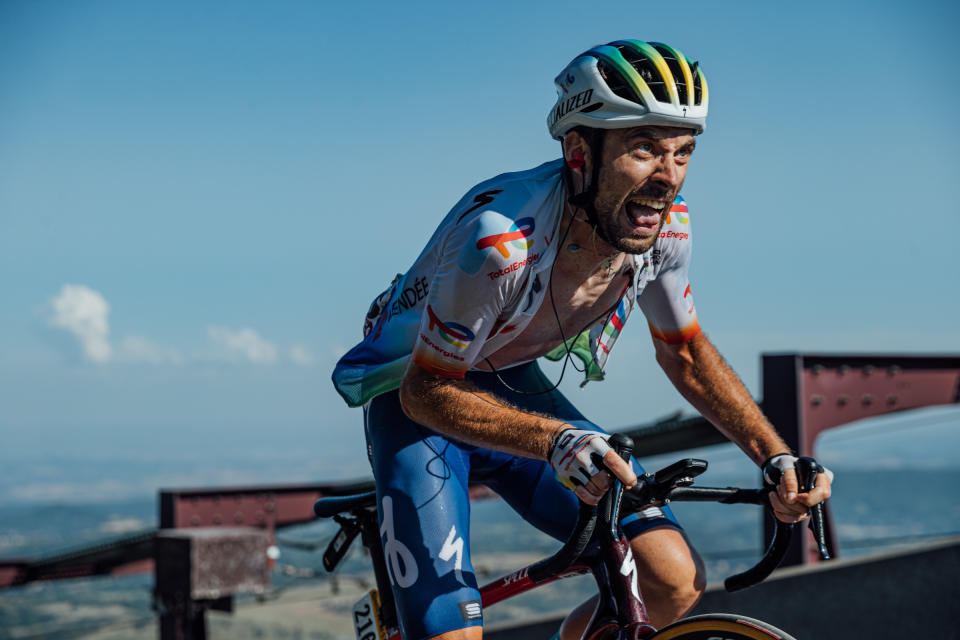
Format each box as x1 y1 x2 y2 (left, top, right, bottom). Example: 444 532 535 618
597 59 641 105
691 61 703 106
615 44 670 104
653 45 687 105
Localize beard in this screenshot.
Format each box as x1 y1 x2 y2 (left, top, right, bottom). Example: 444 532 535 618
592 190 669 255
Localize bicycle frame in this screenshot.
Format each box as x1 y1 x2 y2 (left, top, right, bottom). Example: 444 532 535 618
315 435 824 640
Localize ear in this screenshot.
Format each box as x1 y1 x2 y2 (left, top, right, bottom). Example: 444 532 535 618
562 131 591 175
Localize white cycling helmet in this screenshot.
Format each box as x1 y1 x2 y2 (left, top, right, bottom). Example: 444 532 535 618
547 39 708 140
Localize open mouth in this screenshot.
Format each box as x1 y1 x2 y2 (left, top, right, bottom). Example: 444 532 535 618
624 197 669 232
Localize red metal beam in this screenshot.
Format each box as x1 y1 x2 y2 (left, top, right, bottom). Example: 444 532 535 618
763 353 960 565
0 531 155 588
159 479 374 530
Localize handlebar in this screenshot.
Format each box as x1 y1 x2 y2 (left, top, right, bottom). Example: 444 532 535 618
538 447 832 592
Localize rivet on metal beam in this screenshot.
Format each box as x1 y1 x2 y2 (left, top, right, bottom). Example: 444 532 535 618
810 394 823 406
863 365 875 376
837 395 848 407
839 365 851 375
887 365 902 376
811 364 825 376
234 512 244 524
887 395 898 406
862 394 874 406
212 514 222 525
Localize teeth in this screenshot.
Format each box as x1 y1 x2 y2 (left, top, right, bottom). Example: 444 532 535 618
630 198 667 210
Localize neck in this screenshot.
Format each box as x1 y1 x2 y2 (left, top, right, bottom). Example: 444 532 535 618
557 203 626 278
562 201 618 255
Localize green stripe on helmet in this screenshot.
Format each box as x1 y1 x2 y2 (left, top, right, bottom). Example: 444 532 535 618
610 39 680 107
649 42 694 107
584 44 657 107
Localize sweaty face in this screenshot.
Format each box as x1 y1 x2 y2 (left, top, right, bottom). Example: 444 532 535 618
592 126 696 254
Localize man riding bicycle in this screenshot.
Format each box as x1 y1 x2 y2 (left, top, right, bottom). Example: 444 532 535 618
332 39 832 640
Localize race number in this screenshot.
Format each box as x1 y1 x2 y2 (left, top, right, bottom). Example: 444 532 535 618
352 590 386 640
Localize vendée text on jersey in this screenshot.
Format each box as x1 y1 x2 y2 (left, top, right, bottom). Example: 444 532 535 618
385 276 430 321
487 253 541 280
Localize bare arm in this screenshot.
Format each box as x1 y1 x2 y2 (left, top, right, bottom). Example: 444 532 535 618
653 332 789 465
654 332 831 520
399 362 563 460
398 362 636 503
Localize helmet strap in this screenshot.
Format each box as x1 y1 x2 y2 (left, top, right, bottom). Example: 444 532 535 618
563 130 613 245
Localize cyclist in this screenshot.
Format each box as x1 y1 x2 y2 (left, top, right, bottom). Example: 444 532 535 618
332 39 832 640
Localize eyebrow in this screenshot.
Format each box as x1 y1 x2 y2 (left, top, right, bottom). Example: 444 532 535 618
624 126 696 142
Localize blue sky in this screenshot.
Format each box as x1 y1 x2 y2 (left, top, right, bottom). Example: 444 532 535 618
1 0 958 489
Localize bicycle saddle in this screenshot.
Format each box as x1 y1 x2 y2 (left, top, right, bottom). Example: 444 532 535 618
313 490 377 518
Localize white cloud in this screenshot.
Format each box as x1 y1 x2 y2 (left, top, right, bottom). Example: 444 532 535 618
48 284 112 363
207 326 278 364
118 335 184 365
289 344 316 366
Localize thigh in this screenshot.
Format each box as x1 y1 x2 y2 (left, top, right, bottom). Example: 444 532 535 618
365 390 484 640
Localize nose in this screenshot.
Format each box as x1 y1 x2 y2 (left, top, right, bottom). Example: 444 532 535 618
650 152 683 191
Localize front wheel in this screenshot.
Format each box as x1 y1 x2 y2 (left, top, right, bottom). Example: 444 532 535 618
649 613 796 640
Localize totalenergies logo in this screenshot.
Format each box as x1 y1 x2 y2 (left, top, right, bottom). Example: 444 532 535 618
665 202 689 225
459 212 536 275
426 305 475 349
476 216 535 258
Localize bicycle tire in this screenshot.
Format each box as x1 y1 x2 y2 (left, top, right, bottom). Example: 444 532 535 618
649 613 796 640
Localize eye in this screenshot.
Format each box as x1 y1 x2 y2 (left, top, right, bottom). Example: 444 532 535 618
676 144 695 161
633 141 654 155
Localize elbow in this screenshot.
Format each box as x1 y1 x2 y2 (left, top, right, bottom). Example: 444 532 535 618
399 364 442 425
398 374 423 423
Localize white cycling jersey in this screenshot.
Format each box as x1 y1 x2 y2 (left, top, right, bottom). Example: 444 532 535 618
333 159 700 407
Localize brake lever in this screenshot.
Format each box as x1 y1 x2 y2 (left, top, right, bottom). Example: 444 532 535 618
597 434 634 538
797 456 831 560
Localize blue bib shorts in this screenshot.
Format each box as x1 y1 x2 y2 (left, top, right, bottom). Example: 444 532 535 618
364 361 679 640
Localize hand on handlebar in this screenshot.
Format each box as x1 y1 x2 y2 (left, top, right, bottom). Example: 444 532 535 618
548 428 637 505
762 454 833 524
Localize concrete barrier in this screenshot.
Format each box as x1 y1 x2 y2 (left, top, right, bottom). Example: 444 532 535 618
486 535 960 639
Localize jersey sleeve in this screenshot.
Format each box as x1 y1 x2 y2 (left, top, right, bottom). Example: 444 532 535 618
637 199 701 345
411 208 535 378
